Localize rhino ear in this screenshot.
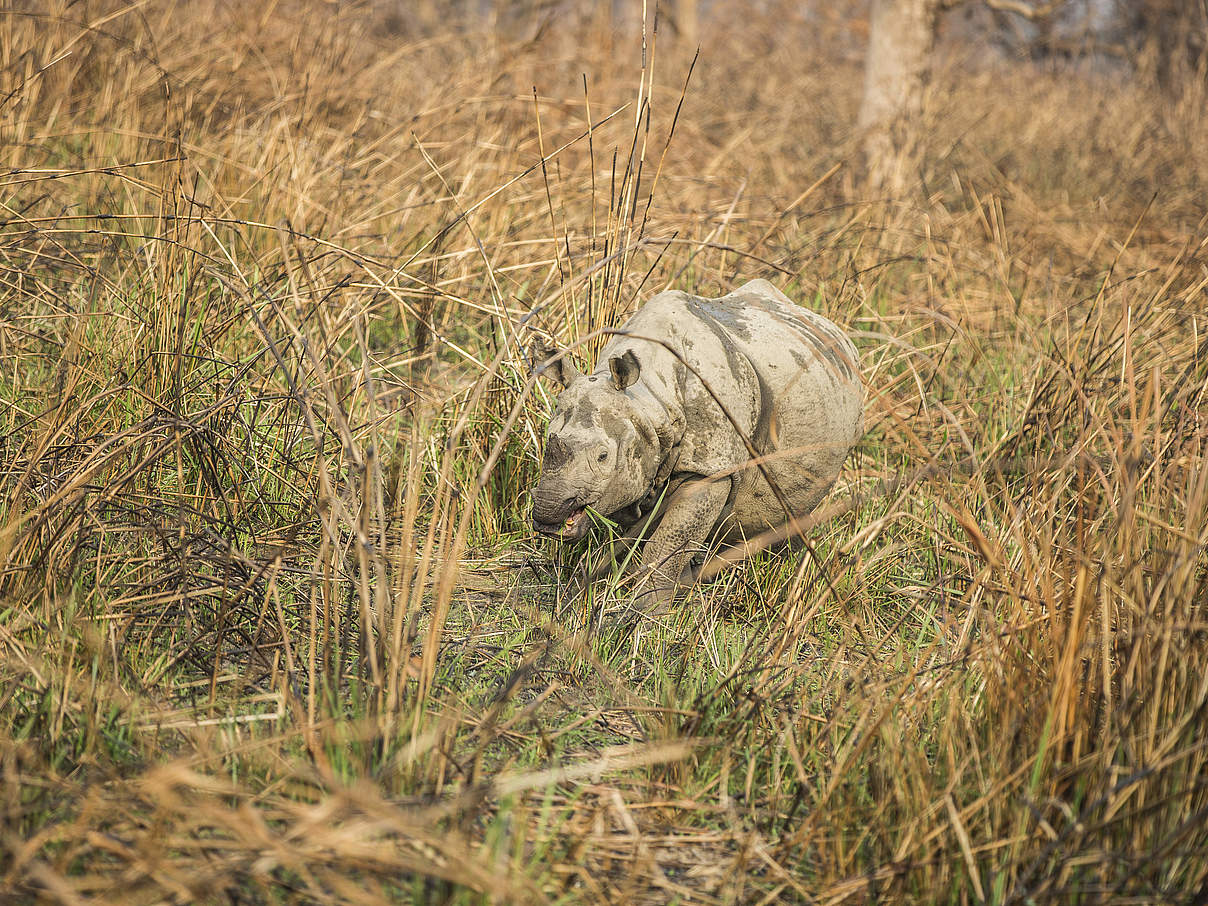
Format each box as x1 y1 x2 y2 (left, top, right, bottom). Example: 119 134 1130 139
529 340 583 388
609 349 640 391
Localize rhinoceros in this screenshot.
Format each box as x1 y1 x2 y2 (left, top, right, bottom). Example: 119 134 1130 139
530 279 863 611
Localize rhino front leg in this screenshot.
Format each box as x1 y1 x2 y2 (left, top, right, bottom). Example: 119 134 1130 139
629 478 730 615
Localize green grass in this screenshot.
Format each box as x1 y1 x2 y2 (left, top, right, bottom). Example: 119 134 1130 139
2 2 1207 904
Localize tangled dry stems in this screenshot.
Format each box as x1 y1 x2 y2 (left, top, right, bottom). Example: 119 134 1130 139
1 1 1206 903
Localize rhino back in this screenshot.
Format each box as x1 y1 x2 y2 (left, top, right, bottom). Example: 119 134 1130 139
601 290 762 477
599 280 863 534
705 281 864 532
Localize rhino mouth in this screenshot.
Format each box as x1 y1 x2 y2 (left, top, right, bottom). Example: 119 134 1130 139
532 506 589 540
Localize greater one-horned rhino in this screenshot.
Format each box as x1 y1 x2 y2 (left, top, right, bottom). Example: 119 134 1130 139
531 279 863 611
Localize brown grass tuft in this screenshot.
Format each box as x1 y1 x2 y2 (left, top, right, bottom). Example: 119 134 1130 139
1 1 1206 903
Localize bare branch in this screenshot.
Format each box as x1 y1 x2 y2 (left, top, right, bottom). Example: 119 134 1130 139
982 0 1064 20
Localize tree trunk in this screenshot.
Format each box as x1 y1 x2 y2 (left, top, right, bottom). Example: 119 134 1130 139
858 0 942 194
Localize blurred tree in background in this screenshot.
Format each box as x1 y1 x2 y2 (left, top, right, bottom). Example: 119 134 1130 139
857 0 1206 192
368 0 1204 194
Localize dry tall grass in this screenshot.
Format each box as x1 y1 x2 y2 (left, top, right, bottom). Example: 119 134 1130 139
1 1 1206 903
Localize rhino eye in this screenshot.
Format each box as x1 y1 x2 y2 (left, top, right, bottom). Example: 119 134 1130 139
597 451 608 462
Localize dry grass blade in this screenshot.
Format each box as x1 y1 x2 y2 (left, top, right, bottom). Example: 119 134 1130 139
2 1 1207 904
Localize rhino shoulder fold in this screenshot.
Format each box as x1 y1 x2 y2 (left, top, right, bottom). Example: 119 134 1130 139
733 277 789 302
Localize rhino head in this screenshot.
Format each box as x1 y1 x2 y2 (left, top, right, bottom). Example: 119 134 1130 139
530 343 661 541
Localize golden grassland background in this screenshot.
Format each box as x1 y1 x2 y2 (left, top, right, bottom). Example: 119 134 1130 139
1 1 1206 903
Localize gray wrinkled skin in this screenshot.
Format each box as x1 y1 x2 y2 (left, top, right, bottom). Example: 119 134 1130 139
531 279 864 612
